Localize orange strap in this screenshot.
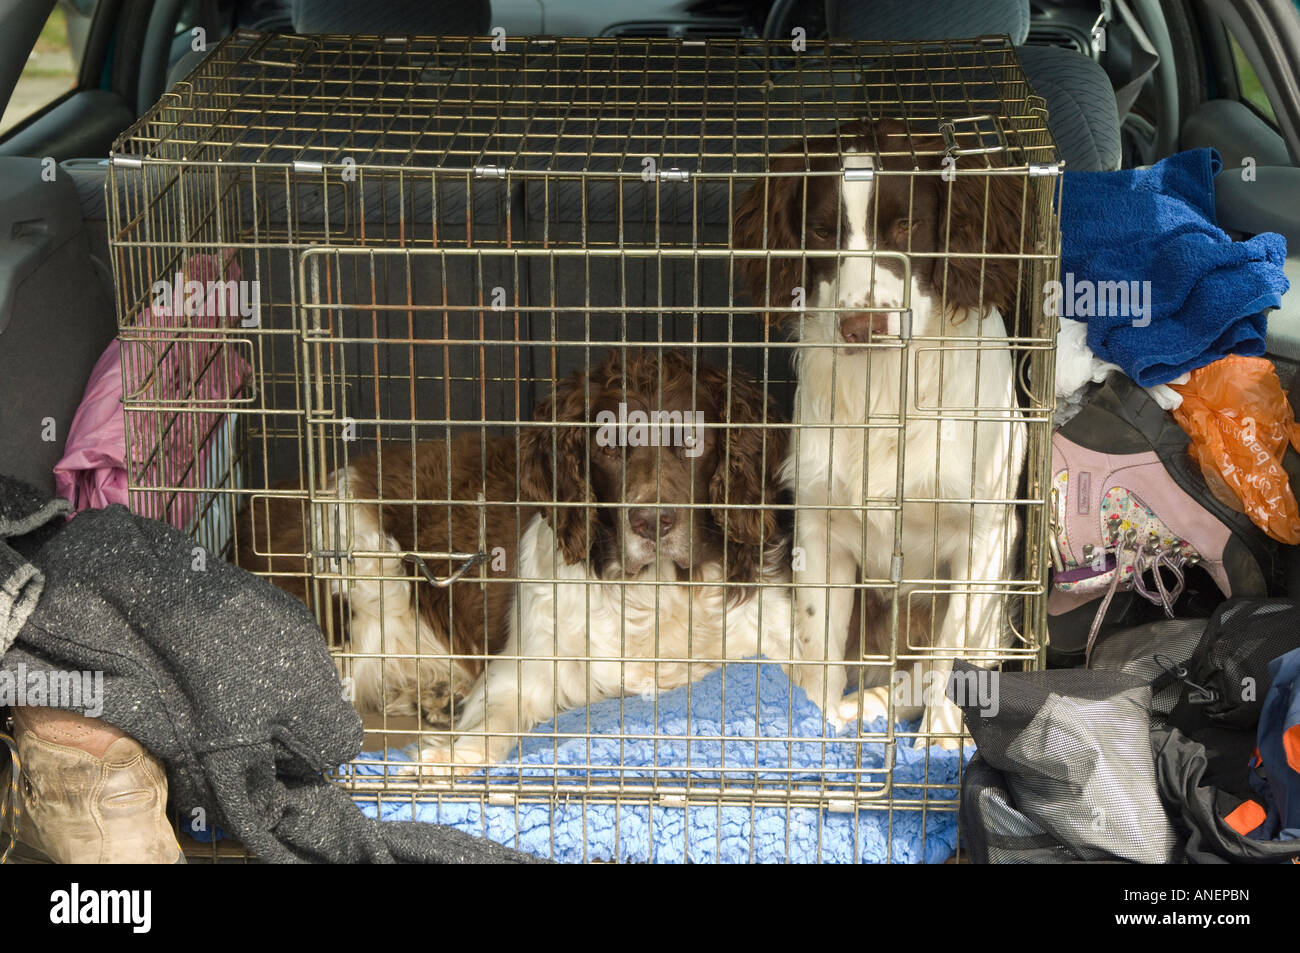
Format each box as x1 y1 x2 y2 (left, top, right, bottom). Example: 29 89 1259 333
1224 799 1267 836
1284 724 1300 774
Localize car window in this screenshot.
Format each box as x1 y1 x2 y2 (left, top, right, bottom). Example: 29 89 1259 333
0 0 99 136
175 0 204 37
1227 31 1279 126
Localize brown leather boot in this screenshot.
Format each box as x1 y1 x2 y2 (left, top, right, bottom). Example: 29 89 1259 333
0 707 182 864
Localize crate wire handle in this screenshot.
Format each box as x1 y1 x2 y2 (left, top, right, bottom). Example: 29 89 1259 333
404 551 488 588
402 492 490 588
245 35 319 70
937 114 1007 157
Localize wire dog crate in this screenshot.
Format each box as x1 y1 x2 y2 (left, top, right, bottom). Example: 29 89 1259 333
110 30 1061 863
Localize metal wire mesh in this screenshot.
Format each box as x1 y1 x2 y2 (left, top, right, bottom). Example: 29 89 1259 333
110 30 1062 863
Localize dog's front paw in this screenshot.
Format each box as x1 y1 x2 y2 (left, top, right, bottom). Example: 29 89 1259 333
914 732 975 753
912 700 973 751
794 665 849 726
399 739 489 778
835 686 891 729
792 665 825 706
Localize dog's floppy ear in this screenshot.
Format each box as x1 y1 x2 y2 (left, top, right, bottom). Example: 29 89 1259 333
933 151 1034 317
732 147 811 326
696 363 788 583
520 369 598 565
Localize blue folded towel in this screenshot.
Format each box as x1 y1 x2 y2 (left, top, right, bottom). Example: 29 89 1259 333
350 661 967 863
1059 148 1289 387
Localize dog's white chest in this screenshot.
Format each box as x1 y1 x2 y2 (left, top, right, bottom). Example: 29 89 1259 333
516 517 732 693
514 515 790 698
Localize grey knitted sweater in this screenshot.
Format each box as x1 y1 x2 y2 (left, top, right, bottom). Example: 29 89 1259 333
0 475 538 863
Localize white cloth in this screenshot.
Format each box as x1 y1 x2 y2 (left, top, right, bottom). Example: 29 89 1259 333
1146 374 1189 411
1055 320 1121 426
1054 319 1186 425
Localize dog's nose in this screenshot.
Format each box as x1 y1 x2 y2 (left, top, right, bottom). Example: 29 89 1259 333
629 507 677 540
838 311 891 343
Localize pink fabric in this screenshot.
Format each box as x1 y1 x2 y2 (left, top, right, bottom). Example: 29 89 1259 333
53 250 252 530
53 339 130 511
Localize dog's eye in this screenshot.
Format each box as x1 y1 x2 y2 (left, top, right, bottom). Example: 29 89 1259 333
810 224 834 241
597 442 620 459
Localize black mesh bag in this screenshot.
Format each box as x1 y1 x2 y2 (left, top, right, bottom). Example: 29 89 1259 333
953 664 1182 863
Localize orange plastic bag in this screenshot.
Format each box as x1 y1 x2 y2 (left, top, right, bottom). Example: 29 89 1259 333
1169 355 1300 544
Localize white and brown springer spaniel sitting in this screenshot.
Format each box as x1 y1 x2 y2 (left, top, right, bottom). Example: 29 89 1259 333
416 348 797 774
733 117 1032 747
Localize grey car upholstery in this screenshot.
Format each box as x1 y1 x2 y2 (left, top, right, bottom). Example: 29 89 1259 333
166 46 215 91
289 0 489 34
0 158 116 495
1015 44 1122 172
825 0 1121 172
167 0 490 88
1180 98 1291 171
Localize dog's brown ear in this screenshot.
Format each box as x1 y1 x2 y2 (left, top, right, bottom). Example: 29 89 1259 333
933 154 1034 317
520 370 597 565
697 364 788 583
732 148 811 326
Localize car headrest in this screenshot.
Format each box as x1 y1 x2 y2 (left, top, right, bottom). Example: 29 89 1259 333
291 0 490 35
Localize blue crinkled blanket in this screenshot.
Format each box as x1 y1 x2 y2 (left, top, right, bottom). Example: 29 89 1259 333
352 661 968 863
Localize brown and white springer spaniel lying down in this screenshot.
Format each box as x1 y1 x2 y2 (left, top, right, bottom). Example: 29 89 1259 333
235 434 531 727
733 117 1031 747
414 348 798 775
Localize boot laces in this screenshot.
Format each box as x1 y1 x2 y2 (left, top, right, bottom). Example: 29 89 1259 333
1084 527 1194 666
